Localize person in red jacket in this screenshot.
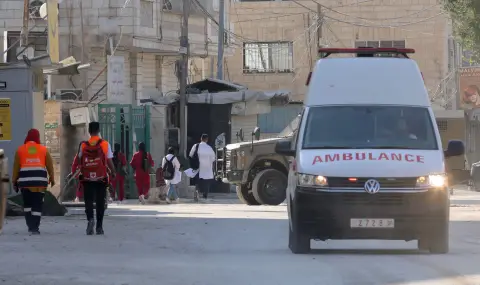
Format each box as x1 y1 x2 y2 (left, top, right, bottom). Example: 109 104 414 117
72 154 83 202
111 143 127 203
130 142 153 204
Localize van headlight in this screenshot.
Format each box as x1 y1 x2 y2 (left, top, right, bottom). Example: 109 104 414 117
416 174 447 188
298 174 328 187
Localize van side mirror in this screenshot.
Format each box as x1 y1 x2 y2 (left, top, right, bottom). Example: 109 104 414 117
444 140 465 158
252 127 261 141
236 128 244 142
275 139 295 157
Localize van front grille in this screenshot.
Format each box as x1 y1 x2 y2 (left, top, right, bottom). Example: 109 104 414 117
340 193 405 206
327 177 417 189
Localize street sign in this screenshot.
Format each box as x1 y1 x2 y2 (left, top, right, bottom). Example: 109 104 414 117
107 56 127 103
0 99 12 141
47 0 59 64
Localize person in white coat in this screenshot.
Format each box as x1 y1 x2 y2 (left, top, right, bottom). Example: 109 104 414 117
162 147 181 203
189 134 216 200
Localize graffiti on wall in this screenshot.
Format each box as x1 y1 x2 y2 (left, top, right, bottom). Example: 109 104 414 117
45 122 60 156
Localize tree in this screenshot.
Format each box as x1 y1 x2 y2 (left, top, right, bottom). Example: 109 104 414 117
442 0 480 54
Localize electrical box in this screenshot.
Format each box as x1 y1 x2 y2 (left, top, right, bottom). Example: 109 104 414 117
0 66 44 189
69 107 90 126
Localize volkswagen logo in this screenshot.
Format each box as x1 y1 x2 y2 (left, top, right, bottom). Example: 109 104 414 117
364 179 380 194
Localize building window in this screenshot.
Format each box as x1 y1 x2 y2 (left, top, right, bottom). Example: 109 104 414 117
355 40 406 49
243 42 293 74
437 120 448 132
5 31 47 62
140 0 153 28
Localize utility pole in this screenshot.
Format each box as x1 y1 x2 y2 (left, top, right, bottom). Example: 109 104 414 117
216 0 225 80
20 0 30 47
179 0 190 157
79 0 87 100
317 4 323 49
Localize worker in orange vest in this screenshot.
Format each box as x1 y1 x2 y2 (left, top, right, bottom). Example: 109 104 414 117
12 129 55 235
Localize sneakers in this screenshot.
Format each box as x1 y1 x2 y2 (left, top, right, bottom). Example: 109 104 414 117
139 195 146 205
74 197 80 203
29 230 40 235
86 220 95 235
96 227 104 235
166 197 171 204
193 190 199 202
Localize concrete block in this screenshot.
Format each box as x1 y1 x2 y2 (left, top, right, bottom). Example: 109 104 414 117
92 0 109 9
0 1 23 10
98 8 117 17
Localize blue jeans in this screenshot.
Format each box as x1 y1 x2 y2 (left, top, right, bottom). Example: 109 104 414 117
167 183 178 200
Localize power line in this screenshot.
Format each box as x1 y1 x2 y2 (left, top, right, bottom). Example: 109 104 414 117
322 12 445 28
86 0 132 105
232 13 305 23
289 0 442 36
311 0 440 21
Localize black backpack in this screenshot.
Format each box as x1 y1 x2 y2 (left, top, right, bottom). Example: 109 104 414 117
190 143 200 170
163 155 175 180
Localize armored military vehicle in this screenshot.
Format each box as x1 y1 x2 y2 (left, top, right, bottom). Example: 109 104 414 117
219 115 300 205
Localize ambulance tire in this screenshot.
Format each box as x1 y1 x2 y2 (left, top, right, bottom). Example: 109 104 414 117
418 220 449 254
428 221 449 254
236 185 260 205
252 169 287 206
288 199 310 254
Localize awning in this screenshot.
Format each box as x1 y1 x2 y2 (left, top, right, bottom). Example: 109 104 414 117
146 89 291 105
143 78 291 105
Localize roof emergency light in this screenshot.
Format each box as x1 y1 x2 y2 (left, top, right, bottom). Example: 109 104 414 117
306 47 416 86
318 47 415 59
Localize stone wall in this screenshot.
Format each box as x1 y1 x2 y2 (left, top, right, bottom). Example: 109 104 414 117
44 100 62 197
44 100 91 200
205 0 450 101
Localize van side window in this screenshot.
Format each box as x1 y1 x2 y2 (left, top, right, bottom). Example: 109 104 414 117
291 109 304 149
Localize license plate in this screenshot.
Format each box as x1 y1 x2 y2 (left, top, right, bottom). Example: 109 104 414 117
350 218 394 228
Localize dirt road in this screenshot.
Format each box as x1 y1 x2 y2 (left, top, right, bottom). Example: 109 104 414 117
1 190 480 285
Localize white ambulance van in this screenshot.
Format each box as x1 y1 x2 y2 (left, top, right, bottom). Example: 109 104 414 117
275 48 465 254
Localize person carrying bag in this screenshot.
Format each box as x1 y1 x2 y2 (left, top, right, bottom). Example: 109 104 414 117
162 147 181 203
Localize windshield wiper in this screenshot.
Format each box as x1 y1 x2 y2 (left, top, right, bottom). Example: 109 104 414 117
303 146 357 149
369 146 416 149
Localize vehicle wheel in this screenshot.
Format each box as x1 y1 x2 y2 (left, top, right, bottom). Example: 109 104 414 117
428 221 449 254
236 185 260 205
289 200 310 254
418 220 449 254
252 169 287 205
417 238 429 251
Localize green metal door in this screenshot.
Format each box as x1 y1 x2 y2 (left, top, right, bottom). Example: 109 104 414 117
98 104 150 199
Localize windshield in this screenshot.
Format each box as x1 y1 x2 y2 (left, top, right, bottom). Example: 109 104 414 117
302 106 438 150
278 114 301 138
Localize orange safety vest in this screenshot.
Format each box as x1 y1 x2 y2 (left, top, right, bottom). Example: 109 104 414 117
17 142 48 188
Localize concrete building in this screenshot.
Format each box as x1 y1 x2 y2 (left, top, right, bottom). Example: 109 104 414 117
195 0 456 139
1 0 234 104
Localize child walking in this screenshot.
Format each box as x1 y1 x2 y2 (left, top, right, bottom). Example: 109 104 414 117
162 147 181 203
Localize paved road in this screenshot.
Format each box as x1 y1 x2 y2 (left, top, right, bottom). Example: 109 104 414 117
2 190 480 285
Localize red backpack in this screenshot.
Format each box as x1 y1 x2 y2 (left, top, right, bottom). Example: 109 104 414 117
80 139 107 181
